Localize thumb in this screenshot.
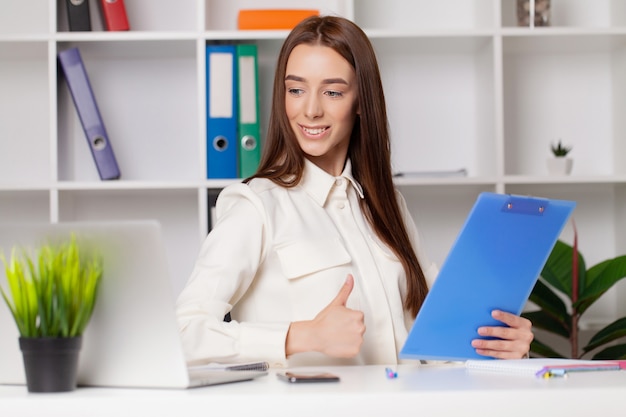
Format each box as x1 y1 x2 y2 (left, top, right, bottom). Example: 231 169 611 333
329 274 354 307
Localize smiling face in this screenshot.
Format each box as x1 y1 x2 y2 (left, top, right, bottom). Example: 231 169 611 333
284 44 359 176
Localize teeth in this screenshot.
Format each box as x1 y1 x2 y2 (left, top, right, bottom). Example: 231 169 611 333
303 127 326 135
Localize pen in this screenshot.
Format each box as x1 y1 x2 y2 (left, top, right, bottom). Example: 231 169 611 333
536 362 623 379
538 369 567 379
385 367 397 379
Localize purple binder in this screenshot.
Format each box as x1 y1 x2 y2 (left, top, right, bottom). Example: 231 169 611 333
58 47 121 180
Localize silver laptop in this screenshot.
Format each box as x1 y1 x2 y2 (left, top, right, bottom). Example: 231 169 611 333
0 221 267 389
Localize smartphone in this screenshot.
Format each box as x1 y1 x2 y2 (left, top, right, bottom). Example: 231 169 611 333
276 371 340 383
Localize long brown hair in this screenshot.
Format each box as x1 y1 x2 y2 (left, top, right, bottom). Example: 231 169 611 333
249 16 428 317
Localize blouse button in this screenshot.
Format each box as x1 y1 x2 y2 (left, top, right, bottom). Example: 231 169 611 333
338 203 345 209
335 178 344 186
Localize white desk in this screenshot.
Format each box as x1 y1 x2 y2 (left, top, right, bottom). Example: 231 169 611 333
1 364 624 416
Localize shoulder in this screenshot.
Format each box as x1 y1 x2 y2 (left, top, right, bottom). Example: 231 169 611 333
393 188 406 202
393 188 411 215
216 178 287 216
219 178 285 201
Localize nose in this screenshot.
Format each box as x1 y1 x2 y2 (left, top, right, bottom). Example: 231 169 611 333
304 94 323 119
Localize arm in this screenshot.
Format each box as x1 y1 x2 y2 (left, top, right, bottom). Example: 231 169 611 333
175 184 289 366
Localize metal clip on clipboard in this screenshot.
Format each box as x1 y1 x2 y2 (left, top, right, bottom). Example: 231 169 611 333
502 195 549 216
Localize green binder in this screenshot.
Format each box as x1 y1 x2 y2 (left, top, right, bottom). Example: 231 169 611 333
236 44 261 178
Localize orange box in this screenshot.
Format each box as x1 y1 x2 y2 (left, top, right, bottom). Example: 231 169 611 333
237 9 319 30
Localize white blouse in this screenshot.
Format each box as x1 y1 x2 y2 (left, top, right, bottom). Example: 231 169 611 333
176 159 437 368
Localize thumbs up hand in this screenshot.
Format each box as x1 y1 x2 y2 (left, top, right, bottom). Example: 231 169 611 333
285 275 366 358
329 273 356 308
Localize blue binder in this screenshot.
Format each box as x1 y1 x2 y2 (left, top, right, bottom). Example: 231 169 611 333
58 47 120 180
206 44 238 179
400 192 576 361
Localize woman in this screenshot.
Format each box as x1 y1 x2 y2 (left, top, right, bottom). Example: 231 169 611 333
176 16 533 367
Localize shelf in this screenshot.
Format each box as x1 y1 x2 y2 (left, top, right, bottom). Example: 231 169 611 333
0 41 50 187
0 191 51 223
205 0 354 31
53 181 206 191
57 187 202 296
356 0 496 31
56 39 200 182
1 0 624 326
502 43 623 176
502 30 626 53
502 0 626 29
56 0 200 33
0 2 49 35
203 30 290 41
372 35 496 177
54 31 201 42
501 26 626 37
503 175 626 185
393 177 497 187
0 34 51 42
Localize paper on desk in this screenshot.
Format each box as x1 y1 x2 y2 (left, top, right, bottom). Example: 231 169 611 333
465 358 626 377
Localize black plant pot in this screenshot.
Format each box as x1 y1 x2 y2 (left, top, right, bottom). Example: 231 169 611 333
19 336 82 393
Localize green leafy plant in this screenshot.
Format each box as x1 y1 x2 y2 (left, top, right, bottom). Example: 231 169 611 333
0 234 102 338
551 140 572 157
523 223 626 359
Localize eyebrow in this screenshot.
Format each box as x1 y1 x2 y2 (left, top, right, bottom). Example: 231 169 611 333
285 75 348 85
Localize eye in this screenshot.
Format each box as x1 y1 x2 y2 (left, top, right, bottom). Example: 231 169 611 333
325 90 343 98
287 87 304 96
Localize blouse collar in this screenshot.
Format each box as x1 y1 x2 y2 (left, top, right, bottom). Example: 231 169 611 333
300 158 365 207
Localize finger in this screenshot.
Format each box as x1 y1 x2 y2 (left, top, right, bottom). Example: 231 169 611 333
490 310 532 330
477 324 533 344
472 338 527 359
473 347 522 360
477 325 517 340
329 274 354 307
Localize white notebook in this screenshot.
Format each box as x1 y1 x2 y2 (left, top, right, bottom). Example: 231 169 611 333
465 358 622 376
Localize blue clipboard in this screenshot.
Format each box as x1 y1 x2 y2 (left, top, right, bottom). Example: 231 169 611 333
400 192 576 361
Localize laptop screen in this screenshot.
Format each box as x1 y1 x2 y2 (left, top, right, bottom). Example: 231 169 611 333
0 221 191 388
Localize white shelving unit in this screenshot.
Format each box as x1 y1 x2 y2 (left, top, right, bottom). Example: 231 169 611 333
1 0 625 326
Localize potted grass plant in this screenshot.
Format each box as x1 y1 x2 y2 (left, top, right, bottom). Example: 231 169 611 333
523 222 626 359
0 234 102 392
